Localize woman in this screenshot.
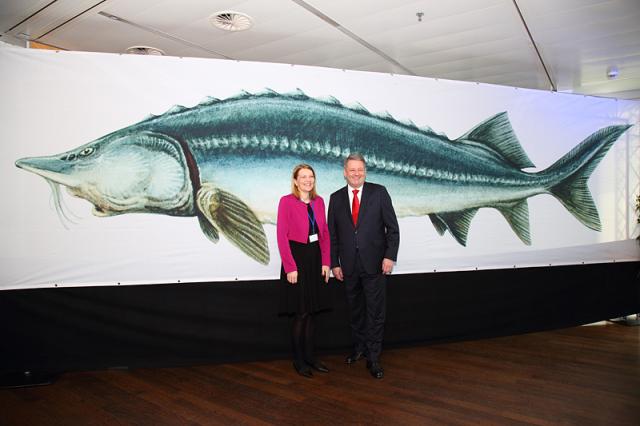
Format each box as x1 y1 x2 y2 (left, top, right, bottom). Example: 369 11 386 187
277 163 332 378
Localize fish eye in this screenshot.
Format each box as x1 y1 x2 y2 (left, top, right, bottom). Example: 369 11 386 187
79 147 94 157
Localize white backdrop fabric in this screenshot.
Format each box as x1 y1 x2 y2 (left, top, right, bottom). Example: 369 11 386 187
1 42 638 290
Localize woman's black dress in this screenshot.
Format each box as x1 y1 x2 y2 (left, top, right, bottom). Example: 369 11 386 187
279 203 332 315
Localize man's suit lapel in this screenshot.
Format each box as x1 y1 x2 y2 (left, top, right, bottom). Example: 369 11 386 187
339 186 353 228
356 182 372 228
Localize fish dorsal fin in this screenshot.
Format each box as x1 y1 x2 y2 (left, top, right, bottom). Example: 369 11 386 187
458 112 535 169
141 113 158 122
419 125 441 135
198 96 221 106
495 199 531 245
166 105 188 115
375 111 394 120
349 102 369 114
196 183 269 264
429 209 478 246
227 90 252 101
286 88 308 100
319 95 341 106
400 118 418 130
257 88 278 96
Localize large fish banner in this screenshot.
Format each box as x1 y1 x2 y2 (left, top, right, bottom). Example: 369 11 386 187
1 42 638 290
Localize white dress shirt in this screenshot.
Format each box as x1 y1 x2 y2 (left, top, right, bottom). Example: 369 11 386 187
347 184 363 213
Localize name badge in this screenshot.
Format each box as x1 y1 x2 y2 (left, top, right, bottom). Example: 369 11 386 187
309 234 318 242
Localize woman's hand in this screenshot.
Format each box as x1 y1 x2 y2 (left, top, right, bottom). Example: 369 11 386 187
332 267 344 281
321 265 330 283
286 271 298 284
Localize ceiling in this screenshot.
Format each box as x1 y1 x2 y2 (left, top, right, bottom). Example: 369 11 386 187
2 0 639 99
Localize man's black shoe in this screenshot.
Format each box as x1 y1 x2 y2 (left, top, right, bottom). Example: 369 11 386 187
308 360 329 373
366 361 384 379
345 351 366 364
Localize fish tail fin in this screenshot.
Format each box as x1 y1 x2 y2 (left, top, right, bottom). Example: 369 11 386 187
542 124 631 231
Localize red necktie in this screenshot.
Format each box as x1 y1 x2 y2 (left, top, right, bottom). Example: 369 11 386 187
352 189 360 226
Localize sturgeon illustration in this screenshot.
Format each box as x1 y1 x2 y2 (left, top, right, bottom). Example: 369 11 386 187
15 89 631 264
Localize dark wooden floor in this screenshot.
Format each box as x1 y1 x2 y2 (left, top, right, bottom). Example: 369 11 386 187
1 323 639 426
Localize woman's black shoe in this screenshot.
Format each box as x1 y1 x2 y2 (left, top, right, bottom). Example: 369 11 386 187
345 351 366 364
293 360 313 378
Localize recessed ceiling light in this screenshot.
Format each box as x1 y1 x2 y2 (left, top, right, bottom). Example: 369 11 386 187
210 11 253 32
125 45 166 56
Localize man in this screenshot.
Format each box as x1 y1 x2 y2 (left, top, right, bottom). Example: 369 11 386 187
328 153 400 379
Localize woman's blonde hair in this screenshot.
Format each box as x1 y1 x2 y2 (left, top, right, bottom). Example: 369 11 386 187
291 163 318 199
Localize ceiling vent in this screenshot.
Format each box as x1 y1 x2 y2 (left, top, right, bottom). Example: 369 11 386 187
210 11 253 31
125 46 166 56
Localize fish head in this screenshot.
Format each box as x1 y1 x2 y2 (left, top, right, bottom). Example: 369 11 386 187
16 130 193 217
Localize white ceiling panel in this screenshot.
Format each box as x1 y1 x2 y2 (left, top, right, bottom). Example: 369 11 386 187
517 0 640 96
0 0 49 31
1 0 638 99
3 0 105 40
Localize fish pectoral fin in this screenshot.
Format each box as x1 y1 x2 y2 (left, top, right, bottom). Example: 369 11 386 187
496 200 531 245
196 183 270 264
431 209 478 246
198 215 219 243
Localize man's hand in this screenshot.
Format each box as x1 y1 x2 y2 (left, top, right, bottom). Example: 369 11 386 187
382 258 394 275
321 266 330 283
332 267 344 281
286 271 298 284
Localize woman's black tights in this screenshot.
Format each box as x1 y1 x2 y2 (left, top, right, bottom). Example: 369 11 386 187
291 313 315 365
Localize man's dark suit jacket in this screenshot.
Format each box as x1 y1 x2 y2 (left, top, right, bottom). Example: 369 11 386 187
328 182 400 276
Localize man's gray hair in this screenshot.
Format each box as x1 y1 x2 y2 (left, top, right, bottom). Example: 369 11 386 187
344 152 366 169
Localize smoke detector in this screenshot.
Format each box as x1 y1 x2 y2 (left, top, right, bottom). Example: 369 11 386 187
210 11 253 31
125 45 166 56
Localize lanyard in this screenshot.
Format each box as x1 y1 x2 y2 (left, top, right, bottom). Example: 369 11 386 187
306 202 317 234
